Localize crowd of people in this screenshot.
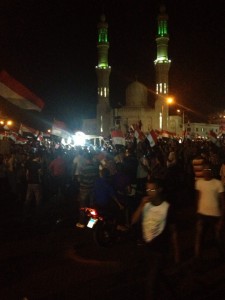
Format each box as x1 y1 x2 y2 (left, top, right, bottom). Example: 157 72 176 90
1 136 225 298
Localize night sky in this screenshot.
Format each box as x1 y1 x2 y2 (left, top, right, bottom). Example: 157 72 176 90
0 0 224 130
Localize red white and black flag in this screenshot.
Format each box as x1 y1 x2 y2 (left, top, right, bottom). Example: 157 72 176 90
52 119 69 138
19 123 39 136
147 130 158 147
111 130 125 146
0 70 45 112
131 122 146 143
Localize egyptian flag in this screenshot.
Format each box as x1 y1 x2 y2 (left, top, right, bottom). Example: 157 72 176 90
147 130 158 147
111 130 125 146
0 70 44 112
19 123 39 136
161 130 170 138
52 119 68 138
15 136 28 145
134 128 146 142
131 123 146 143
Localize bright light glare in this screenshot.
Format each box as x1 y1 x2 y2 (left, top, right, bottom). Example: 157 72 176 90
7 120 13 126
67 136 72 144
73 131 86 146
61 136 72 145
61 138 66 145
167 97 174 104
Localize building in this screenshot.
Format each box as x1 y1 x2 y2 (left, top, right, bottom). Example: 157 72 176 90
185 122 220 139
82 5 219 140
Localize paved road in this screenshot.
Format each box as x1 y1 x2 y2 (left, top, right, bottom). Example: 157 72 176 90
1 191 225 300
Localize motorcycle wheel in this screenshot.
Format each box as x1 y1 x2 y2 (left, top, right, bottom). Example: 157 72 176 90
93 221 114 247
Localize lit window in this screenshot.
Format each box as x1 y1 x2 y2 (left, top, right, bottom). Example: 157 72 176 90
163 83 167 94
159 112 162 129
100 115 103 132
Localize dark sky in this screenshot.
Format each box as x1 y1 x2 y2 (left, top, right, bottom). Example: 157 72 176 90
0 0 225 130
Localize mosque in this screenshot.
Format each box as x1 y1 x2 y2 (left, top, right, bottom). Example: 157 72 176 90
82 5 219 140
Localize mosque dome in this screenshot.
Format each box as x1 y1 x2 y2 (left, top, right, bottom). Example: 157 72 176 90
126 81 148 107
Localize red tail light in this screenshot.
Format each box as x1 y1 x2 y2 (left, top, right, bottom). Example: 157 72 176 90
80 207 99 217
90 209 97 216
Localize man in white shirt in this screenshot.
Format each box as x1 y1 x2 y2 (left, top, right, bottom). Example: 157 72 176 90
195 163 225 260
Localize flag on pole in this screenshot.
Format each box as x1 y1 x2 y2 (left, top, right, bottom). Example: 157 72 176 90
0 70 45 111
15 136 28 144
8 132 18 142
161 130 170 138
19 123 39 136
134 128 146 142
52 119 68 138
111 130 125 146
131 123 146 143
147 130 158 147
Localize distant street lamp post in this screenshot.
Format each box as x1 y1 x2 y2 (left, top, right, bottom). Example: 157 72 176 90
177 109 184 130
177 109 185 135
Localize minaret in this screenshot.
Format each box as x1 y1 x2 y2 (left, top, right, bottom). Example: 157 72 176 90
96 14 111 137
154 5 171 131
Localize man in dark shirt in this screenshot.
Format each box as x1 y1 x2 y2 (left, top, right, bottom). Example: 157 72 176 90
23 153 42 219
93 168 123 214
49 150 66 196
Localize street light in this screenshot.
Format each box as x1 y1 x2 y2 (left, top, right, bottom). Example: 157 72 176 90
0 119 13 129
161 96 174 131
167 97 174 105
6 120 13 126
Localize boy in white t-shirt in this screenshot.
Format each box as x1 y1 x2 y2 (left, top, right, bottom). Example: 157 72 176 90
131 179 177 299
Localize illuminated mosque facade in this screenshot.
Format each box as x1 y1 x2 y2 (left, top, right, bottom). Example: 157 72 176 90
82 6 198 138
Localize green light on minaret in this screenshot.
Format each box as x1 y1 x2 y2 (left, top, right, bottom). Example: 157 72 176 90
158 20 167 36
98 28 108 43
97 14 110 68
